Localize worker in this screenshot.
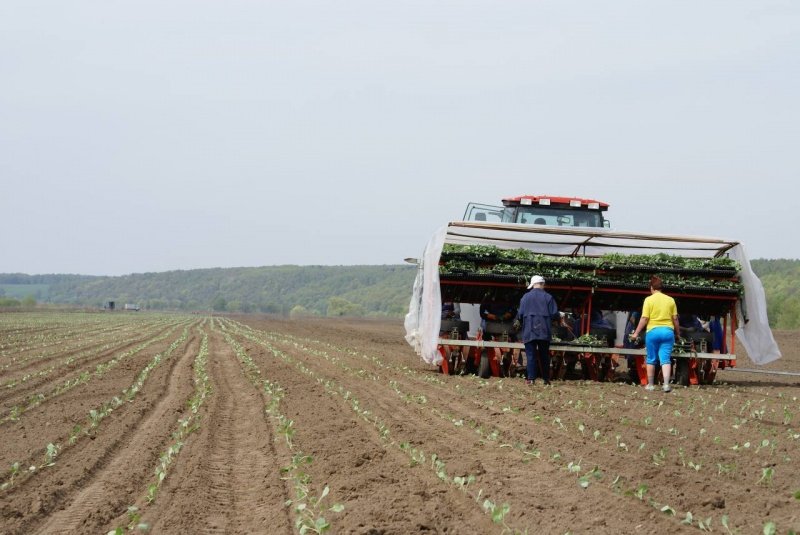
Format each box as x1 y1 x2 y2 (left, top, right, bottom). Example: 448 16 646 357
678 313 704 333
590 310 614 330
623 310 641 383
630 275 680 393
516 274 560 385
480 302 516 329
441 301 461 320
480 302 519 372
709 315 727 353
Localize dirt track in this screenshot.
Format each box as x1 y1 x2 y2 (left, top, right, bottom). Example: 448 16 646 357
1 312 799 534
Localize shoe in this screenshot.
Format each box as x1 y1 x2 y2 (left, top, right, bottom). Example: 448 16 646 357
644 384 655 391
543 380 551 386
663 384 672 393
526 379 535 385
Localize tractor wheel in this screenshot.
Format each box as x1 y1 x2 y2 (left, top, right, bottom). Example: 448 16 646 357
675 359 690 387
478 350 492 379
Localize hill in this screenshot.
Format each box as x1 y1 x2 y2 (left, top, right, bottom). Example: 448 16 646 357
749 259 800 329
0 266 417 317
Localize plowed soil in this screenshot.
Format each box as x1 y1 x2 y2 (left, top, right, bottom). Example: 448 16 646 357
1 312 799 534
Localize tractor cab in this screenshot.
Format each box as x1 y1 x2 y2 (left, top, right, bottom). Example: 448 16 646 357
463 195 610 228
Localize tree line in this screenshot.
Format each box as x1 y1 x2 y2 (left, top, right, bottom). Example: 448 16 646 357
2 260 800 326
0 266 417 317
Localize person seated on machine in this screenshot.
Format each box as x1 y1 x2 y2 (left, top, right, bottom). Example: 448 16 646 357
480 302 520 371
590 310 614 330
678 313 704 332
480 303 516 331
442 301 461 320
440 301 467 340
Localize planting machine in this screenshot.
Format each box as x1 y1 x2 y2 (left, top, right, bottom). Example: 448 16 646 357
405 195 781 386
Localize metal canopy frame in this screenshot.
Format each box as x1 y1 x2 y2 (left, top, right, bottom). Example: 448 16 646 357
445 222 741 258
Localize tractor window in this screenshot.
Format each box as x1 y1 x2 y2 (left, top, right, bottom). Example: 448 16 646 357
516 207 604 227
463 203 505 223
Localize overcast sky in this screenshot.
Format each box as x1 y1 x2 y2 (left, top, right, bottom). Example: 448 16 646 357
2 1 799 276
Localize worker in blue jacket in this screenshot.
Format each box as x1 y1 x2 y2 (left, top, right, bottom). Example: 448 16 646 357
516 275 560 385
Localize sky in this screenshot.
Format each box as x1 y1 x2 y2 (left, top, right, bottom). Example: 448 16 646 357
1 1 799 276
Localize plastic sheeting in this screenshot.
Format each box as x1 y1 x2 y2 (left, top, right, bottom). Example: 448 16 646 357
404 222 781 366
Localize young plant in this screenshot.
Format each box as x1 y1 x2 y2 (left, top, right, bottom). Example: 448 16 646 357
758 467 775 487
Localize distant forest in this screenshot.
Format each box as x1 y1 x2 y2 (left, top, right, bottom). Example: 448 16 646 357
1 260 800 327
0 266 416 317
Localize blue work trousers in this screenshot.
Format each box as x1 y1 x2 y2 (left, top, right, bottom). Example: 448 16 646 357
524 339 551 381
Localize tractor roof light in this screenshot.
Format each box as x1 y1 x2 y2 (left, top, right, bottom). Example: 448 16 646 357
588 202 600 210
569 199 582 207
520 198 532 205
539 198 551 206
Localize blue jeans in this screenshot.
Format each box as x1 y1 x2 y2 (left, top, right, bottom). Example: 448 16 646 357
645 327 674 366
524 340 551 381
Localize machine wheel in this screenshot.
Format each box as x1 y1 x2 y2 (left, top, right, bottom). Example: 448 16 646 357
500 351 514 378
478 350 492 379
448 350 462 375
699 359 718 385
675 358 689 387
598 357 611 382
580 355 593 380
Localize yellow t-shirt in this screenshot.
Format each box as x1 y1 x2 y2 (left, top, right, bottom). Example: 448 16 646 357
642 291 677 331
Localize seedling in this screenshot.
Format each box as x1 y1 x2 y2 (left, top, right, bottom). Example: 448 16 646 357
482 499 511 525
721 515 735 535
43 443 59 467
698 516 713 531
758 467 774 486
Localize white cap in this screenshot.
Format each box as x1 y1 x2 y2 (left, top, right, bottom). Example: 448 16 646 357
527 275 546 289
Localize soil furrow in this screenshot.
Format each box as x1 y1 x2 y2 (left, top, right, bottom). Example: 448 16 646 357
27 330 201 535
139 326 292 534
242 329 692 534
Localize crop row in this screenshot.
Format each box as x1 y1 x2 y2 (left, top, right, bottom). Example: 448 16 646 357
0 325 192 492
0 314 171 360
241 325 799 534
0 321 181 391
1 323 184 424
107 325 212 534
218 319 517 533
256 326 800 474
217 320 344 534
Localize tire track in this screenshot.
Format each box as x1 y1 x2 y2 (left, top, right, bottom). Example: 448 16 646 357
141 327 291 534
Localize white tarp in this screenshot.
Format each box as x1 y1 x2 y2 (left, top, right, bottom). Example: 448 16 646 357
404 222 781 366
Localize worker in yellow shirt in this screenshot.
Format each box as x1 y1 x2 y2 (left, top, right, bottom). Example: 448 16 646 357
630 276 680 393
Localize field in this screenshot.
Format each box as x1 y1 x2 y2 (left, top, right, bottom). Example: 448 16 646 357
0 312 799 534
